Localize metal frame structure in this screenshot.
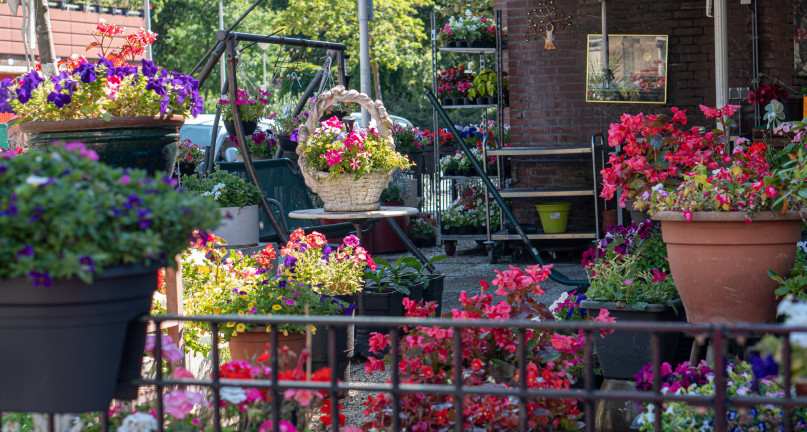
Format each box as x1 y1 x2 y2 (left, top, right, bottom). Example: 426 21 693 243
10 314 807 432
186 0 349 244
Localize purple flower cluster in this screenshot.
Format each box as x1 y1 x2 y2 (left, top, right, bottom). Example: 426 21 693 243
581 220 653 267
0 58 203 118
635 360 714 393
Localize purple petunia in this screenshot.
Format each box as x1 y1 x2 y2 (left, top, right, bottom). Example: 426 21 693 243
73 62 97 84
15 244 34 261
137 208 152 229
79 255 95 273
29 271 52 288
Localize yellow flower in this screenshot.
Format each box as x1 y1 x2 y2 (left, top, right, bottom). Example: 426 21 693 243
213 307 221 314
226 321 235 328
236 323 246 332
272 304 282 311
310 325 316 335
237 310 244 315
265 325 272 332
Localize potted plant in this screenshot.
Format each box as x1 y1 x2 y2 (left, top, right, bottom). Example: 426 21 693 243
634 360 807 430
408 214 437 248
756 296 807 395
177 232 354 374
217 88 271 136
271 105 309 154
0 142 219 412
363 263 614 430
276 229 369 377
0 22 203 175
181 168 263 247
467 68 509 106
391 123 427 176
604 104 807 324
579 220 683 380
228 130 277 161
295 86 411 212
174 138 205 177
437 65 474 105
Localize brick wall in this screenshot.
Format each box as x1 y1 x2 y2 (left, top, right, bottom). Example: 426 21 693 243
501 0 806 230
0 6 145 74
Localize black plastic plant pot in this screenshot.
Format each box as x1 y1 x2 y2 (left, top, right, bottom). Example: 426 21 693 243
276 134 297 153
0 264 159 412
361 288 405 334
580 299 685 380
423 274 445 317
311 324 353 381
223 120 257 137
21 116 184 176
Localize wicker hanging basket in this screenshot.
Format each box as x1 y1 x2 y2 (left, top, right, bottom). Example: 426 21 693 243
296 86 396 212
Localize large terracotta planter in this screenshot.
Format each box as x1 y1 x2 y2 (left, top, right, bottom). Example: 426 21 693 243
652 211 802 324
229 329 306 367
21 115 184 176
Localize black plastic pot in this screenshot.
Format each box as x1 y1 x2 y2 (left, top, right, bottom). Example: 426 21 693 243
361 283 422 333
423 274 445 317
22 116 184 176
580 299 685 380
311 324 353 381
223 120 257 137
276 134 297 153
0 264 159 412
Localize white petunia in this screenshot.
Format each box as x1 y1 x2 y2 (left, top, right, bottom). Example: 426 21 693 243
220 386 247 404
25 175 50 187
118 412 158 432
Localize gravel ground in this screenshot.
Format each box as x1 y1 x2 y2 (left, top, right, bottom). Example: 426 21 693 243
335 239 590 428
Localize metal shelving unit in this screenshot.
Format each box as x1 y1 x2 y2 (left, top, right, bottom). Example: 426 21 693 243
430 11 507 248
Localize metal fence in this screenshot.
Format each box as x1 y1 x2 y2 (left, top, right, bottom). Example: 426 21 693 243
7 314 807 432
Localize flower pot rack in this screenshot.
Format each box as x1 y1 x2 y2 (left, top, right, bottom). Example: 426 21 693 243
188 0 350 244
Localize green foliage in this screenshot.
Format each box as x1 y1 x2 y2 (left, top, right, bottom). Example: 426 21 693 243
181 168 262 208
408 214 437 241
0 144 220 283
769 246 807 300
363 255 446 294
583 221 679 308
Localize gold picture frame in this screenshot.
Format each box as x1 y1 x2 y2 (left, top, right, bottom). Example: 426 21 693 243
585 34 668 104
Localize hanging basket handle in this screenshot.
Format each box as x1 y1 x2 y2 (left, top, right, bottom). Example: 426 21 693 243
296 85 394 156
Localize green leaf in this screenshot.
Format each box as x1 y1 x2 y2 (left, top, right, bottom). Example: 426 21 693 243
797 188 807 199
632 301 648 311
488 358 517 382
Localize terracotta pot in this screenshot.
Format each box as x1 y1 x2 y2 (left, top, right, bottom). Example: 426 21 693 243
796 377 807 396
21 115 184 176
229 329 306 367
652 211 802 324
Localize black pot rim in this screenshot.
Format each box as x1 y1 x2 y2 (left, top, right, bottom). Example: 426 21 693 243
580 298 682 313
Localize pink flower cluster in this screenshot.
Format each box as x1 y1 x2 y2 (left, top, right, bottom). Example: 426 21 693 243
363 264 601 430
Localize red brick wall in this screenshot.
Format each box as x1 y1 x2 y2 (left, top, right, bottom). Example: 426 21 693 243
0 7 145 63
500 0 806 229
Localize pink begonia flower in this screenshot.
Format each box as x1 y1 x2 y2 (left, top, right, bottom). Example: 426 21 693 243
163 389 204 420
258 419 298 432
172 367 195 379
284 388 314 406
145 334 183 363
593 309 616 338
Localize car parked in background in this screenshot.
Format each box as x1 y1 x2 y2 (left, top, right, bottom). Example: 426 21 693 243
178 115 275 164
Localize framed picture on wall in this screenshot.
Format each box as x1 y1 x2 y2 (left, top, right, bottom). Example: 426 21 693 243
585 34 668 103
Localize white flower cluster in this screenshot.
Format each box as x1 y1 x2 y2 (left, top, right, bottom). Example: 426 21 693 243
778 295 807 347
201 182 226 201
118 412 158 432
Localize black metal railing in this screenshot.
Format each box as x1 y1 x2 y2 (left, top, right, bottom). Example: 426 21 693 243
4 314 807 432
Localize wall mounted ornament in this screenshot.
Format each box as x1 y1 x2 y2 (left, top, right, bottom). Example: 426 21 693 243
523 0 574 50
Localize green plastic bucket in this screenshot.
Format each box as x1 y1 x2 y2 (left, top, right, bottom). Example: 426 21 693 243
535 202 572 233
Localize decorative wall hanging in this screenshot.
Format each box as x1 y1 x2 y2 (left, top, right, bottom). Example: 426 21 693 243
585 34 668 104
523 0 574 50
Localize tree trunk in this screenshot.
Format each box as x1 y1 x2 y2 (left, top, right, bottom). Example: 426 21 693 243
34 0 57 77
370 60 382 102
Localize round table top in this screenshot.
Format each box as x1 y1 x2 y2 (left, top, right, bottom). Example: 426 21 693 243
289 206 420 220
